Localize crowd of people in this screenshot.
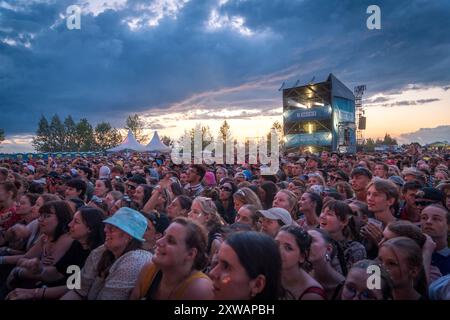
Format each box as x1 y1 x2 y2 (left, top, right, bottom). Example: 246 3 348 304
0 146 449 300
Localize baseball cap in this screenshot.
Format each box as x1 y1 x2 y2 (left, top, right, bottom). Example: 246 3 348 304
257 207 293 226
351 167 373 179
417 187 444 203
388 175 405 188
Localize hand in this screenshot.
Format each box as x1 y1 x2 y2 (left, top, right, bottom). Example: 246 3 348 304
6 288 36 300
18 257 43 274
0 212 13 224
422 233 436 255
361 223 383 246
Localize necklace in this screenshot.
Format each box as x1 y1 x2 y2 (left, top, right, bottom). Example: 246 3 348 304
161 270 195 300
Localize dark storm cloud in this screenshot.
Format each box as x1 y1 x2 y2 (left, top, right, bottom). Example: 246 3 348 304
1 0 449 135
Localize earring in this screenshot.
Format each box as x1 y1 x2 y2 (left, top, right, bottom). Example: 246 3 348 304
325 253 331 262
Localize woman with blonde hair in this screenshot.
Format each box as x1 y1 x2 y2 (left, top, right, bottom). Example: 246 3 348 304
188 197 226 260
273 189 299 220
232 187 263 212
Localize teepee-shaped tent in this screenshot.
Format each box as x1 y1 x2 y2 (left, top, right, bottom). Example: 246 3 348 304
107 130 146 152
145 131 171 153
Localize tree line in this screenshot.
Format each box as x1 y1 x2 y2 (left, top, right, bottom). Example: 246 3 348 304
32 115 123 152
30 113 175 153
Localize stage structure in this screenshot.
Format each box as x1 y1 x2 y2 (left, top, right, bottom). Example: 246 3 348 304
283 73 356 153
354 85 366 145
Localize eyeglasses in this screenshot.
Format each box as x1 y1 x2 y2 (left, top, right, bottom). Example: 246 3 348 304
104 224 120 233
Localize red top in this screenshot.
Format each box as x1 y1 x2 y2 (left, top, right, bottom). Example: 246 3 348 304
0 205 21 230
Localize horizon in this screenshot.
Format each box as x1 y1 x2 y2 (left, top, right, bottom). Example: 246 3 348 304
1 0 449 152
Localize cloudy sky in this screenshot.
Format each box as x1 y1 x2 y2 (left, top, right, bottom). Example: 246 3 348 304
1 0 449 152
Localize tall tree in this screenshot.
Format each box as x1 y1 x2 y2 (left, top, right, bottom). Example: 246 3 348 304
189 123 213 150
267 120 283 150
125 114 147 143
218 120 231 156
219 120 231 142
383 133 398 145
364 138 376 152
160 135 173 147
95 122 122 151
75 118 95 151
64 115 77 151
47 114 66 152
32 115 52 152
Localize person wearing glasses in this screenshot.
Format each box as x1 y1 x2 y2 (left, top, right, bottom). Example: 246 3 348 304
61 207 151 300
2 201 73 293
215 181 238 224
341 259 393 300
125 175 147 199
184 165 206 198
6 206 105 300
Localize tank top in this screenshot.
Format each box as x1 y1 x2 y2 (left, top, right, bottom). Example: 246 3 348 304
137 263 209 300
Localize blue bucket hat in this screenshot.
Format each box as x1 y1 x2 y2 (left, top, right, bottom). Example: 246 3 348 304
103 207 147 242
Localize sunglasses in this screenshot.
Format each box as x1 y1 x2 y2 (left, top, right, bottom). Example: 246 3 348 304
220 186 233 192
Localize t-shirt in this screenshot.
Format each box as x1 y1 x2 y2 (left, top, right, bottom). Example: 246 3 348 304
54 241 91 277
184 183 204 198
432 247 450 276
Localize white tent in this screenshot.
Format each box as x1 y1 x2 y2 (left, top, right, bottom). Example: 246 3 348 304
107 130 146 152
145 131 172 153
